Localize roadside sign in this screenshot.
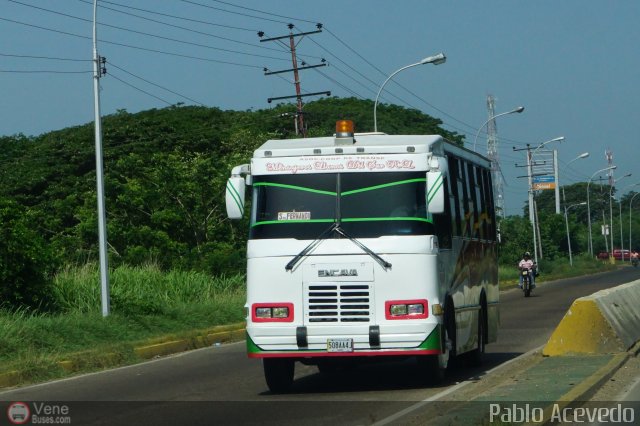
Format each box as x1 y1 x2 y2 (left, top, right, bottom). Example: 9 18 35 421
532 175 555 183
532 182 556 190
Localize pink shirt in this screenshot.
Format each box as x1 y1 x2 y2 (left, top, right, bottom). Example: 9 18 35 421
518 259 535 270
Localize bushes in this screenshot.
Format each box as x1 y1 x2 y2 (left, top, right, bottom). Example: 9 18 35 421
0 198 57 311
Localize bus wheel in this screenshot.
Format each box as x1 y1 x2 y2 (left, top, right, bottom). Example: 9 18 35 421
468 306 486 367
444 301 457 370
263 358 295 393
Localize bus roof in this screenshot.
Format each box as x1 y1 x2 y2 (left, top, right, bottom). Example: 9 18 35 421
254 133 490 167
254 133 443 158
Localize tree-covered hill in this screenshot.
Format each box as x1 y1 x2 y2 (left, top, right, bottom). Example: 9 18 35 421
0 97 461 284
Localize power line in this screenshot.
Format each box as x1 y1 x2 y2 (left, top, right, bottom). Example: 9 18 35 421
88 0 259 32
8 0 292 62
180 0 290 25
208 0 318 25
0 17 265 69
0 69 91 74
108 61 206 106
107 72 173 106
0 52 90 62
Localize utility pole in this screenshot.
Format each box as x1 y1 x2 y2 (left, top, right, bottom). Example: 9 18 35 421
486 95 505 218
259 24 330 137
93 0 110 317
514 144 551 264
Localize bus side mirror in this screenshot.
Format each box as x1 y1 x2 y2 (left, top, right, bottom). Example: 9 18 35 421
225 176 246 219
426 171 445 214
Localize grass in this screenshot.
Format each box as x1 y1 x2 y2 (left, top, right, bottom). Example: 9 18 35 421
0 263 245 384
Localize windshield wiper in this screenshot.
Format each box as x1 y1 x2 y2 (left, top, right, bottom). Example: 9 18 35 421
333 225 392 270
285 222 338 271
285 222 392 272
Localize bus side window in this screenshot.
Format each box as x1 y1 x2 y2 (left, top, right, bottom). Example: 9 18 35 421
447 157 461 237
483 169 496 241
459 160 471 238
434 177 452 249
476 167 487 240
467 163 480 240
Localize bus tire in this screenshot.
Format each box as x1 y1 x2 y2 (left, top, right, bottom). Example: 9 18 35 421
263 358 295 393
444 300 457 370
468 304 486 367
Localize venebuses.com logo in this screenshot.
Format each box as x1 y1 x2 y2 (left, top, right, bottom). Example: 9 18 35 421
6 402 30 425
6 401 72 424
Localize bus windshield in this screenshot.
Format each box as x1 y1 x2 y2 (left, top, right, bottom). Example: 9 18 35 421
250 171 434 239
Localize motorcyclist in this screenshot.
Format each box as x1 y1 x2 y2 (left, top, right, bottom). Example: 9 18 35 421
518 251 537 289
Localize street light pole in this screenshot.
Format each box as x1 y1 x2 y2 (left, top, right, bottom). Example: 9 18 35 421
373 53 446 133
587 166 617 256
609 173 631 261
565 202 587 266
473 106 524 152
562 152 590 206
93 0 110 317
630 192 640 256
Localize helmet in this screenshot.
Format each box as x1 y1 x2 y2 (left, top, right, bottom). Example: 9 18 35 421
524 251 531 257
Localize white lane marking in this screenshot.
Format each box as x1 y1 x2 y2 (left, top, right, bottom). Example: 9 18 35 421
371 345 544 426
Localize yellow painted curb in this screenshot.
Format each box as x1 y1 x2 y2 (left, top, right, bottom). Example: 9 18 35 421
542 299 624 356
0 370 20 388
134 339 191 359
133 323 246 359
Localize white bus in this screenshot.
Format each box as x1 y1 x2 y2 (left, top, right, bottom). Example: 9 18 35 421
225 120 499 392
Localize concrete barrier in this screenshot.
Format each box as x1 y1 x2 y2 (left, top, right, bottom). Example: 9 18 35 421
543 280 640 356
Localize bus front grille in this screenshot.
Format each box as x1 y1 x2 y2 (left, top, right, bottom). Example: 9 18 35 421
306 283 371 323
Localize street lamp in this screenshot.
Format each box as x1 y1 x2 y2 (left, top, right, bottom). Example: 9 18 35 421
373 53 446 132
587 166 617 256
529 136 564 264
565 202 587 266
562 152 590 205
473 106 525 152
609 173 631 261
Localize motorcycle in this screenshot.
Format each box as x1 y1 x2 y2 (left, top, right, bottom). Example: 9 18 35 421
520 268 533 297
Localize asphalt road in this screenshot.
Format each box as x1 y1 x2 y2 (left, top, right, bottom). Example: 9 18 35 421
2 267 639 425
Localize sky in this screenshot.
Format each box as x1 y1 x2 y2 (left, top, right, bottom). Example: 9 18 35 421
1 0 639 216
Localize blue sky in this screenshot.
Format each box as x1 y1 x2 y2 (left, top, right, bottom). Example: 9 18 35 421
1 0 639 216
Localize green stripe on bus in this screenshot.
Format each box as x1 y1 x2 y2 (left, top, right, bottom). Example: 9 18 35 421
418 326 441 350
427 174 443 204
251 217 433 227
342 217 433 223
253 182 336 196
253 179 426 197
251 219 335 227
341 178 426 196
226 181 243 211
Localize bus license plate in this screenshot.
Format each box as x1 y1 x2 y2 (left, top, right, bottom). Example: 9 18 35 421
327 338 353 352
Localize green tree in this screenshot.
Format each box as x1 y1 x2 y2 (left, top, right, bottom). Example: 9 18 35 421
0 197 57 311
